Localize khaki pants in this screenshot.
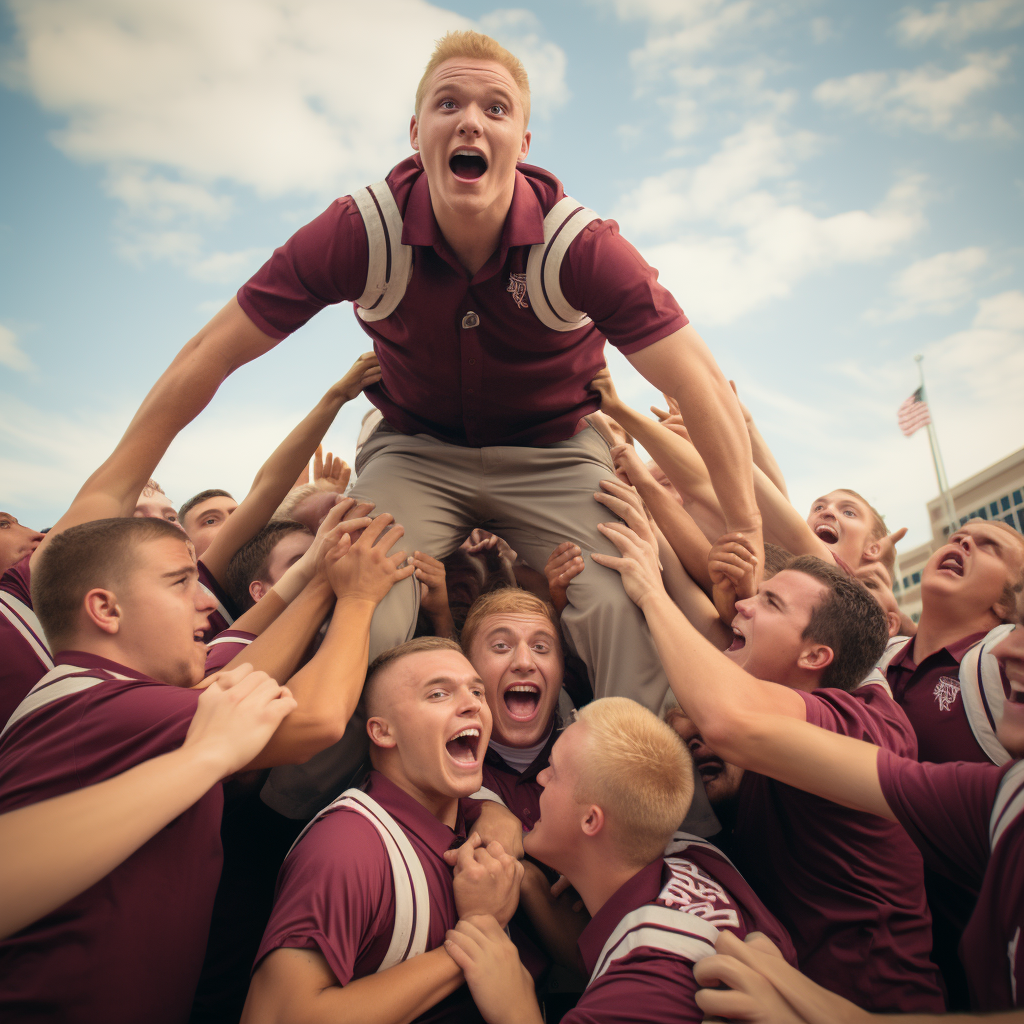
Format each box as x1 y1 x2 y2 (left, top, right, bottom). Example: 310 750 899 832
263 420 718 834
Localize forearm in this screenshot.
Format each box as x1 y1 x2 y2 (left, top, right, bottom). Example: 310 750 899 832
202 389 348 584
747 419 788 499
734 714 894 819
753 465 826 558
519 874 588 973
309 949 464 1024
653 526 731 648
225 579 334 680
0 743 225 939
245 597 375 767
639 479 714 591
605 402 719 508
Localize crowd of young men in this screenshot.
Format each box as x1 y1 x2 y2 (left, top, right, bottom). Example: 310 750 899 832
2 27 1023 1024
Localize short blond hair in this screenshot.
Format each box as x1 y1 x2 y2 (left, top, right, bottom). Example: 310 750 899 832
460 588 560 655
415 30 531 125
574 698 693 867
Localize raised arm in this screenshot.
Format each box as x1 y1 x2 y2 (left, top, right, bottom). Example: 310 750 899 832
242 513 415 770
624 325 763 583
29 299 277 571
730 380 789 499
0 667 294 940
591 522 807 747
200 352 380 587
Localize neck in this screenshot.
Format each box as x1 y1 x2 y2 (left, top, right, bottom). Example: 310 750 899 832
565 847 643 919
378 760 460 829
432 185 514 277
914 602 999 663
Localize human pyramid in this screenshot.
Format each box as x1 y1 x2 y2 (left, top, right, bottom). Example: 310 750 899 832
1 29 1022 1024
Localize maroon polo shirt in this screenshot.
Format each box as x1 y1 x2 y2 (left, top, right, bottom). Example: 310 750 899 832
879 751 1024 1011
255 770 482 1023
478 722 557 830
204 629 256 676
0 652 223 1024
0 555 51 726
237 156 687 448
568 842 795 1024
887 631 996 764
731 683 945 1013
197 560 238 643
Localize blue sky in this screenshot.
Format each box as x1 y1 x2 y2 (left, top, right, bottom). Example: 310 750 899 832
1 0 1022 554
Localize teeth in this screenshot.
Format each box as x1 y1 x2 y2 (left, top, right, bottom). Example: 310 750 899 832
507 684 539 692
454 148 481 158
450 728 480 741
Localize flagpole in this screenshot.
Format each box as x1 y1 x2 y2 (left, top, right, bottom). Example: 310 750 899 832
915 355 959 533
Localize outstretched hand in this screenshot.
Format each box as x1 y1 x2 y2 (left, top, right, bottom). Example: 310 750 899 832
591 520 666 610
462 529 518 566
544 542 583 615
694 930 870 1024
332 351 382 402
322 512 415 605
185 664 296 776
312 445 351 494
411 551 455 636
708 532 759 625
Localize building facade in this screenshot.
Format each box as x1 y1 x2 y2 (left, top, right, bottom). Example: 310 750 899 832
894 446 1024 623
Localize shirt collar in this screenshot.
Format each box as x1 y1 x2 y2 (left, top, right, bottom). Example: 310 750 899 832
401 166 546 258
893 630 990 670
364 770 467 856
484 715 559 782
577 858 664 975
54 650 161 683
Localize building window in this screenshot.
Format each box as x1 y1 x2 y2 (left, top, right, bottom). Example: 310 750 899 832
992 501 1001 516
976 507 988 520
1006 514 1018 530
903 576 911 589
911 611 921 624
1018 509 1024 534
1003 495 1012 511
1014 490 1023 506
912 571 921 585
960 516 969 526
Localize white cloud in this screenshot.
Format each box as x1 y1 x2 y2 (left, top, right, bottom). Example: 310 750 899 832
894 0 1024 45
613 121 926 324
814 51 1015 137
868 246 989 321
2 0 568 277
0 325 33 372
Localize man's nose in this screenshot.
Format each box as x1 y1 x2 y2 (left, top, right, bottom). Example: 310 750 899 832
457 105 483 136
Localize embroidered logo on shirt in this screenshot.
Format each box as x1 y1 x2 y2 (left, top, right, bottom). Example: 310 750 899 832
507 272 529 309
933 676 961 712
657 858 740 928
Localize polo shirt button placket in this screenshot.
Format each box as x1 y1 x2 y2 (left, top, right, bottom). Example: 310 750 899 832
462 311 481 397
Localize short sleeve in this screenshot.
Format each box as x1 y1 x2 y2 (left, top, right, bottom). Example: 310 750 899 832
877 748 1002 888
204 631 256 677
563 949 701 1024
237 197 371 340
559 220 687 354
0 554 33 604
801 685 918 757
254 811 390 985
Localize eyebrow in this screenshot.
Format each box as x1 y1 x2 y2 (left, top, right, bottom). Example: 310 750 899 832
162 565 198 581
486 626 557 641
761 586 787 610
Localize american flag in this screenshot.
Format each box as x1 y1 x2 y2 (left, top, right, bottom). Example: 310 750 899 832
897 387 932 437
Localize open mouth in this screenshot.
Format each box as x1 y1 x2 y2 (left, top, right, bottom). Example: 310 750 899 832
445 726 481 765
1007 687 1024 705
449 149 488 181
814 522 839 545
695 756 725 783
726 628 746 653
503 683 541 722
937 551 964 577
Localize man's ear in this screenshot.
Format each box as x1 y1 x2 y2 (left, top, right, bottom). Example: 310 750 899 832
518 130 531 162
83 588 121 636
410 115 419 152
797 644 833 674
249 580 269 604
580 804 605 839
885 610 903 638
367 716 397 750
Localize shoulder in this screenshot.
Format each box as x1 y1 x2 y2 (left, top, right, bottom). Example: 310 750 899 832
804 684 917 755
286 804 391 884
0 554 32 603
